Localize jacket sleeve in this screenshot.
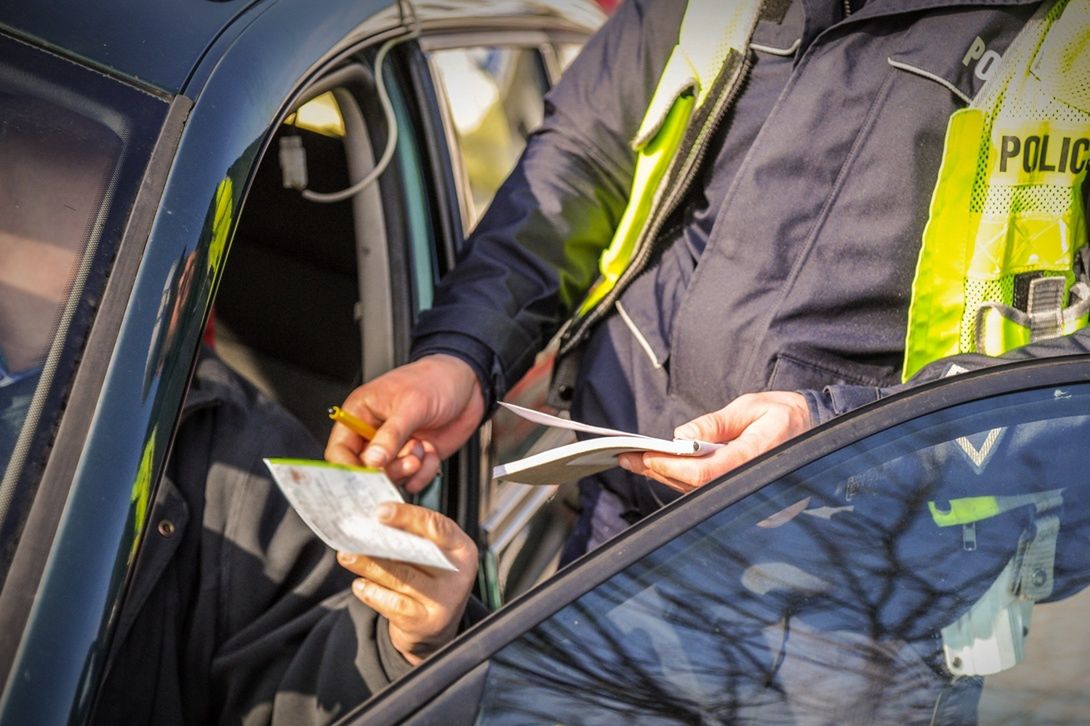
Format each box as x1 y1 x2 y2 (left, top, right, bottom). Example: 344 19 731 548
410 0 682 407
194 354 491 724
803 327 1090 425
260 593 492 725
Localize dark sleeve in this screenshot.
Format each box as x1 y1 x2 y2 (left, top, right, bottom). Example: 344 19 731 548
803 332 1090 425
246 594 491 725
218 593 413 725
410 0 684 407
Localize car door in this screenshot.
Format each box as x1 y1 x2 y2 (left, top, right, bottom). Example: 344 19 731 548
1 2 602 720
346 355 1090 724
0 28 184 724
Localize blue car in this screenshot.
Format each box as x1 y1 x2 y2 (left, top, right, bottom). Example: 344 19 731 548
4 0 1090 723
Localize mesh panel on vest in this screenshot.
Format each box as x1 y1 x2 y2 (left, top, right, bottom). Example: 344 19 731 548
961 277 1016 350
964 0 1089 339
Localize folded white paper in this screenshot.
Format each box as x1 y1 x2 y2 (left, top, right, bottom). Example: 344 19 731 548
264 458 456 571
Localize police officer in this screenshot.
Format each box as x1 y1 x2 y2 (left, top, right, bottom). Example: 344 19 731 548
327 0 1090 562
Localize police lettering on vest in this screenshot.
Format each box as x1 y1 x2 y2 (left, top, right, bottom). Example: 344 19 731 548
999 134 1090 175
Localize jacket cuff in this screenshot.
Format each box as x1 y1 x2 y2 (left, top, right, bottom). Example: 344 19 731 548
411 334 505 413
800 384 883 426
412 306 541 402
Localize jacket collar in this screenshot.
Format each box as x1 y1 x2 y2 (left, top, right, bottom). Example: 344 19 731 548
844 0 1042 22
797 0 1042 57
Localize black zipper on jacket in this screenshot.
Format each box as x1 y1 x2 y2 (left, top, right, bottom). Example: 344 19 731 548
558 49 755 358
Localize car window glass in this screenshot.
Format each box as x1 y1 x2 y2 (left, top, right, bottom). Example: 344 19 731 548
0 33 167 582
474 381 1090 723
429 47 548 227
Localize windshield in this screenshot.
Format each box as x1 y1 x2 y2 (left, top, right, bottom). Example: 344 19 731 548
475 379 1090 723
0 32 168 582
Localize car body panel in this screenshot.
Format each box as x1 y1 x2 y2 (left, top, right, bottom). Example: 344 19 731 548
7 0 1089 722
0 2 404 720
0 0 596 96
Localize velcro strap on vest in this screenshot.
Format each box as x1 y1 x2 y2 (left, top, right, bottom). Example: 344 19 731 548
975 279 1090 354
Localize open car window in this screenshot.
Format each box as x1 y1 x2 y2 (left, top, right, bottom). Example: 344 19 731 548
216 49 427 443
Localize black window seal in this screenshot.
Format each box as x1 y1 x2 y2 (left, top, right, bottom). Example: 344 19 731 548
399 41 481 544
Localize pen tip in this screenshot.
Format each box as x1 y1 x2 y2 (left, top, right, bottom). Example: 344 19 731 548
328 406 338 416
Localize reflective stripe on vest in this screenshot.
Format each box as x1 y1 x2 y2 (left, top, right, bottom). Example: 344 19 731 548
574 0 765 318
902 0 1090 380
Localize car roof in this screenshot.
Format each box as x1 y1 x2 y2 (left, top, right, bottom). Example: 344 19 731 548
0 0 281 94
408 0 605 33
0 0 601 97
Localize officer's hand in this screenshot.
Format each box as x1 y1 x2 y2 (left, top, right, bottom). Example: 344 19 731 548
619 391 810 492
325 354 485 493
337 503 478 666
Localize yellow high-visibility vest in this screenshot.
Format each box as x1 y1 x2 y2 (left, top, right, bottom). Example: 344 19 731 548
568 0 1089 383
903 0 1090 379
559 0 766 357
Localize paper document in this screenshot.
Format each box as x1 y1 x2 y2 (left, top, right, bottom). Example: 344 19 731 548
264 458 457 571
493 403 721 486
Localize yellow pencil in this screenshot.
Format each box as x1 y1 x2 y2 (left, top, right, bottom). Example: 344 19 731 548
328 405 378 441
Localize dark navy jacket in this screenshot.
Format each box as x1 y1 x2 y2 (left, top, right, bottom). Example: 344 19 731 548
412 0 1087 524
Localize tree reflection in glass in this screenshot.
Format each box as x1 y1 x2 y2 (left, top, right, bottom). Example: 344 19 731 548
477 385 1090 724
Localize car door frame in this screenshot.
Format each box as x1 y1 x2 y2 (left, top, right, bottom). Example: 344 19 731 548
345 354 1090 723
407 24 599 607
0 2 415 721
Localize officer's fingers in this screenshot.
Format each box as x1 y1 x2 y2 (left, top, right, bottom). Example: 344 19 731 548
326 383 388 457
326 409 377 466
362 426 403 469
402 447 441 494
344 378 438 466
386 456 420 481
635 447 742 491
325 435 366 467
644 408 801 488
673 395 762 443
739 394 810 452
617 452 647 475
676 393 810 446
384 440 426 481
